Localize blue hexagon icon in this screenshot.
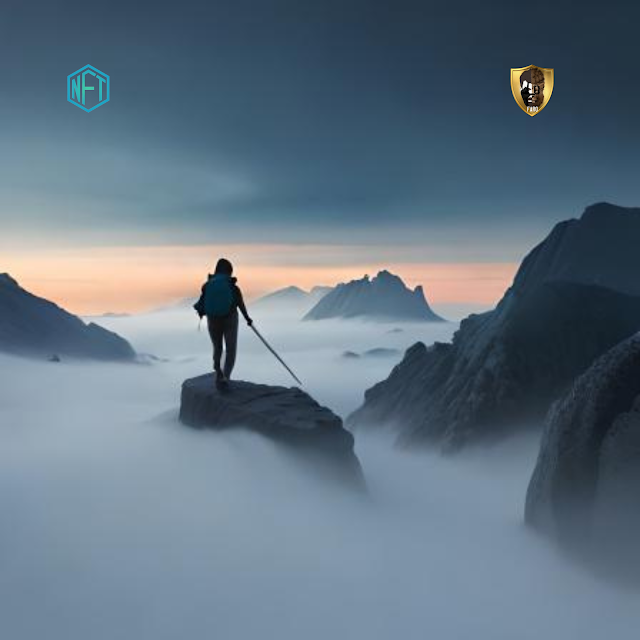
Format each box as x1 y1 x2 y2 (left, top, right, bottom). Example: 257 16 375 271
67 65 110 112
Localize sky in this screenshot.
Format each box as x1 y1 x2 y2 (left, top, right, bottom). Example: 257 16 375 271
1 0 639 314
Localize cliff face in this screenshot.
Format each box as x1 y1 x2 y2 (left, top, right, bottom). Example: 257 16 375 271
510 202 640 298
0 273 136 361
303 270 444 322
525 334 640 581
180 376 365 488
348 203 640 449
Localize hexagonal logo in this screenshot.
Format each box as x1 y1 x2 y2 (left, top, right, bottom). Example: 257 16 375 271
67 65 110 112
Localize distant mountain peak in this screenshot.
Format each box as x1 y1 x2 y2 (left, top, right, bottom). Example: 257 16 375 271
304 269 445 322
581 201 640 221
0 273 19 287
278 285 307 295
252 283 332 313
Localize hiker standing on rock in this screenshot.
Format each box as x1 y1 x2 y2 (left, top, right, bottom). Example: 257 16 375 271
194 258 253 384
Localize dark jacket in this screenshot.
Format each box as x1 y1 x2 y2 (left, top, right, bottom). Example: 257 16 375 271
194 274 251 323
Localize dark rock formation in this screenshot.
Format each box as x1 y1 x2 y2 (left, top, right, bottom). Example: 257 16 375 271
525 334 640 581
363 348 401 358
0 273 136 361
348 203 640 449
510 202 640 297
180 376 365 487
304 270 445 322
341 348 401 360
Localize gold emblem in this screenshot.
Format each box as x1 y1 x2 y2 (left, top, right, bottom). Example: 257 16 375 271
510 65 554 116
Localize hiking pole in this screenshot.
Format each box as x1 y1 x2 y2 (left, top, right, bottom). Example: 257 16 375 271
250 324 303 386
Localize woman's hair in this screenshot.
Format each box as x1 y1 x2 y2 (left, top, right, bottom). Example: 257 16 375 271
214 258 233 276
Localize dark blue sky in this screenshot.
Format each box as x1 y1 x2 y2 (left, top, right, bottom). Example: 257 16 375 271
1 0 639 260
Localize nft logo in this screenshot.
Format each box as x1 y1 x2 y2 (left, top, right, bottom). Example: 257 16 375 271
67 65 110 112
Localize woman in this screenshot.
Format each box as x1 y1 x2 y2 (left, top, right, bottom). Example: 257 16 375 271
194 258 253 384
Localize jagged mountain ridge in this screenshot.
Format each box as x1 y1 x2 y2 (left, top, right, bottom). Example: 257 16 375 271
347 203 640 449
303 270 445 322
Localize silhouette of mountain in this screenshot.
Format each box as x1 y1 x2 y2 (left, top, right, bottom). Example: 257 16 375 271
0 273 136 361
252 284 332 313
348 203 640 449
303 270 445 322
255 285 308 305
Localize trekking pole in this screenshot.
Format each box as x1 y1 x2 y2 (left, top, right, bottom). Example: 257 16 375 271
250 324 303 386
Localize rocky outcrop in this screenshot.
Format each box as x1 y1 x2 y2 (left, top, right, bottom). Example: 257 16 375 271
525 334 640 581
0 273 136 361
180 376 365 487
304 270 445 322
348 203 640 449
341 348 401 359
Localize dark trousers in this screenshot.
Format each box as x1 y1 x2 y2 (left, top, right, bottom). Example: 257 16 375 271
207 311 239 378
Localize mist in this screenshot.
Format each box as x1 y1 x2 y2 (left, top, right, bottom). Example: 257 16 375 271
1 307 638 640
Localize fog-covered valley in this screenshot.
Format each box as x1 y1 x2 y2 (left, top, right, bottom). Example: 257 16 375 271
1 307 638 640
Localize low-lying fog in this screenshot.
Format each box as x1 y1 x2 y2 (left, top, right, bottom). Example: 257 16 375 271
1 307 638 639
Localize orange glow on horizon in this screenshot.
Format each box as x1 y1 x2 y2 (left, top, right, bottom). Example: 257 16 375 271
2 244 518 316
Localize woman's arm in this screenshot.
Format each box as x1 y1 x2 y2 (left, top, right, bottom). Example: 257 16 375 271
194 283 207 318
235 286 253 325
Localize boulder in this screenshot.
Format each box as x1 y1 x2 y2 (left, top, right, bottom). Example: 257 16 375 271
525 334 640 581
180 376 365 488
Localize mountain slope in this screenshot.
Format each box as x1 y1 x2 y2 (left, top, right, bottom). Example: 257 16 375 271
347 203 640 449
252 285 331 313
254 286 309 305
0 274 136 361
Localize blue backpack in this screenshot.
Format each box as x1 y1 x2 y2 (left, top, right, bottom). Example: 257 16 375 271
204 275 235 317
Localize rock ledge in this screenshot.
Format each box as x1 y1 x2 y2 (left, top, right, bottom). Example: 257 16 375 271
180 376 364 487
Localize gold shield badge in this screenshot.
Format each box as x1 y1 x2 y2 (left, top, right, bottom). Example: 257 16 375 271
510 65 554 116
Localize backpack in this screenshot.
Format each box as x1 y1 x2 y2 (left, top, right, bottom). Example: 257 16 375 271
203 275 235 317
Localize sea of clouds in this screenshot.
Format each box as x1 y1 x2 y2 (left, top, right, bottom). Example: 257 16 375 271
0 307 638 640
